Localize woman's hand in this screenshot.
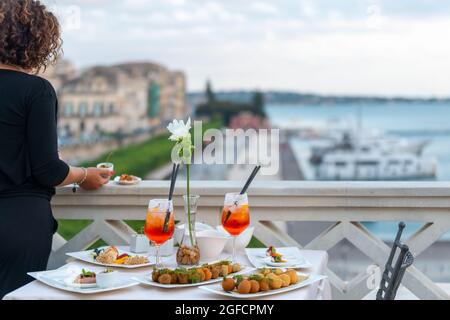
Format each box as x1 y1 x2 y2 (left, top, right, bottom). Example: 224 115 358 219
79 168 114 190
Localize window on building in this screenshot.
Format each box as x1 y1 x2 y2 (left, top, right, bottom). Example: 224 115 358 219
109 103 116 114
93 102 104 117
79 102 88 117
63 102 74 117
148 83 160 118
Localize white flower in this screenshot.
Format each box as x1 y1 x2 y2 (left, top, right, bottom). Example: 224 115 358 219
167 118 191 141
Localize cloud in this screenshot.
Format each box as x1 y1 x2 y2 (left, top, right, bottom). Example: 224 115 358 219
251 2 279 15
41 0 450 96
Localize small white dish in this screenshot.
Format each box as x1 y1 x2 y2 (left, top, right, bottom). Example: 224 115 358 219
129 234 150 253
216 226 255 253
263 257 293 267
246 247 312 269
200 272 327 299
96 270 121 288
97 162 114 172
175 222 215 245
114 176 142 185
196 230 230 261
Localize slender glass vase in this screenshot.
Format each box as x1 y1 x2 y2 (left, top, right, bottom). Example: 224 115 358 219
176 195 201 266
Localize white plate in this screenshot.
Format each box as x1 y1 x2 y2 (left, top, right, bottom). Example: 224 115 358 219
28 269 139 294
200 272 327 299
262 257 293 267
133 265 254 289
66 247 154 269
245 247 312 269
114 176 142 185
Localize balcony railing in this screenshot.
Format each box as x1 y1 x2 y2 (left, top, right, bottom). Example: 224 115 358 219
50 181 450 300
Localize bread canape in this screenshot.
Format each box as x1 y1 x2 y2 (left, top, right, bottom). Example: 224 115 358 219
92 246 149 266
151 261 242 285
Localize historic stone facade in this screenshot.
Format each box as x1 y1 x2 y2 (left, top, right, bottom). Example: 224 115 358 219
44 61 187 141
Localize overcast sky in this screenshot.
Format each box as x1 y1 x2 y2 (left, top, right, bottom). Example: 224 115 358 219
44 0 450 97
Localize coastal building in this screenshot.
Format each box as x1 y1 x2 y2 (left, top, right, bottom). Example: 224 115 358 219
44 61 187 140
40 60 78 92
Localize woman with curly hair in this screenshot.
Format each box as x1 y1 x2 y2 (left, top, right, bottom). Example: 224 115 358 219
0 0 114 297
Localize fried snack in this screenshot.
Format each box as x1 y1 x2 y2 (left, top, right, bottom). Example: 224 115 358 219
250 280 260 293
203 268 212 281
237 280 251 294
274 269 283 275
152 261 239 285
119 174 135 182
286 269 298 284
158 274 172 285
152 270 160 282
221 265 229 277
259 278 270 292
177 272 189 284
222 278 236 291
232 263 242 273
268 276 282 290
279 274 291 287
211 267 221 279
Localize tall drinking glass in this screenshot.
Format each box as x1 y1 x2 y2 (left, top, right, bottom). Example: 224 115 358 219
221 193 250 263
144 199 174 268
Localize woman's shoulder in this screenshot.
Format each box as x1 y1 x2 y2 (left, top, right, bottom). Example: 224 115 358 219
25 73 57 98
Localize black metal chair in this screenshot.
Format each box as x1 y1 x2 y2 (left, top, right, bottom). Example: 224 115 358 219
376 222 414 300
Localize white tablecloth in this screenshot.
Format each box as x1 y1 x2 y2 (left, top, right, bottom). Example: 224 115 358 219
4 249 331 300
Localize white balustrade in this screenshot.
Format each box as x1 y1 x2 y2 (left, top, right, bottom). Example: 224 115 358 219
50 181 450 300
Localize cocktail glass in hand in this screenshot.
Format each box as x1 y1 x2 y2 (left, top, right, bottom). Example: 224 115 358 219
221 193 250 263
144 199 174 268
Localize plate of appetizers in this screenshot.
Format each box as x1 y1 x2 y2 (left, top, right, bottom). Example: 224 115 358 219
245 247 312 269
67 246 153 269
28 267 139 294
132 260 253 288
199 268 326 299
114 174 142 185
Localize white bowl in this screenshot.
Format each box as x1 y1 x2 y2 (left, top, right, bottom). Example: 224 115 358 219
175 222 214 245
216 225 255 253
96 270 120 288
196 230 230 261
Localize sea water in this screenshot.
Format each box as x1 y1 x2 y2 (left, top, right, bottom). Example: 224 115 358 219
266 102 450 240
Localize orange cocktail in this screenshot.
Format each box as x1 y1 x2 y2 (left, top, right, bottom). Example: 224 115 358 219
144 209 174 245
221 204 250 236
144 199 174 267
221 193 250 263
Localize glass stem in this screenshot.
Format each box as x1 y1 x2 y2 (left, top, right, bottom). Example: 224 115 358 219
156 244 161 268
186 164 194 246
232 236 237 263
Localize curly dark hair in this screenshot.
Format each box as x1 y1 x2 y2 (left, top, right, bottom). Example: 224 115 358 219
0 0 62 72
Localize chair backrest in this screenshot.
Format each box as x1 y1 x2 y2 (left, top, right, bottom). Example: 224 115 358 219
376 222 415 300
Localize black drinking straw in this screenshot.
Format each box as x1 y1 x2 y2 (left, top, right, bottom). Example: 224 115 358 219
163 164 179 233
240 165 261 195
223 165 261 225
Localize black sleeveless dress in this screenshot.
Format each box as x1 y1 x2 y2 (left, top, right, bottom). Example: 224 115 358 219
0 69 69 298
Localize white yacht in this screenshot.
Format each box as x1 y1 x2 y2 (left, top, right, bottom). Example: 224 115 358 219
310 128 437 180
316 149 437 180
